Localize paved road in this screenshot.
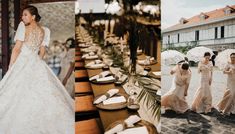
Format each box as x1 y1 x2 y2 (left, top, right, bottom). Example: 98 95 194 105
161 65 235 134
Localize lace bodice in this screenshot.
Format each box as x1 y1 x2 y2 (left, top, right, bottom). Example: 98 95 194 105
198 61 213 78
14 21 50 53
24 26 44 52
174 66 191 86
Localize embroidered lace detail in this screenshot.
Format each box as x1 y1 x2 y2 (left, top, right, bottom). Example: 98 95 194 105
24 26 44 53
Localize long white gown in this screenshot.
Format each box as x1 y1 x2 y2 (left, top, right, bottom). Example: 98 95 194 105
192 61 213 113
217 62 235 114
0 22 74 133
161 65 191 113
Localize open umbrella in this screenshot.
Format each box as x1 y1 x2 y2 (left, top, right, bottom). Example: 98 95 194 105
161 50 186 65
215 49 235 70
186 46 213 62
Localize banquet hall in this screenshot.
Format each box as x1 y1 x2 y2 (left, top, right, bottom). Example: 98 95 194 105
0 0 161 133
74 0 161 133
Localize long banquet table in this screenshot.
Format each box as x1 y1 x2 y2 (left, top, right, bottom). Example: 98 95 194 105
83 54 160 130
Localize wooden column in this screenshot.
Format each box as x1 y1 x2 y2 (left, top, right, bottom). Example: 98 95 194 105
1 0 10 76
14 0 21 28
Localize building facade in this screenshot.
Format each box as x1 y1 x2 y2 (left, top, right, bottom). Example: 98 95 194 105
162 5 235 51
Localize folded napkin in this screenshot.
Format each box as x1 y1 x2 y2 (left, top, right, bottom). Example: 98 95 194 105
97 76 115 82
117 126 148 134
89 71 111 81
90 63 105 68
94 89 119 104
95 59 102 64
156 90 161 96
105 115 141 134
153 71 161 76
138 60 149 65
140 70 149 76
150 57 155 61
86 61 95 67
85 55 98 59
86 60 104 68
103 96 126 105
137 49 143 53
79 44 90 47
138 57 155 65
82 52 95 58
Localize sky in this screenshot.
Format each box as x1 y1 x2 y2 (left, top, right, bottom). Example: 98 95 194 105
162 0 235 29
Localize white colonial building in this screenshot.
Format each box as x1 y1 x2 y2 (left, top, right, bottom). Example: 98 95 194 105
162 5 235 51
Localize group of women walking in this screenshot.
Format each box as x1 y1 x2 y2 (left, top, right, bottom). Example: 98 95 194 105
162 52 235 115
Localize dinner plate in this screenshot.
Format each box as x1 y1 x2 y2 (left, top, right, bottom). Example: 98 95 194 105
94 93 128 110
90 74 116 84
85 64 105 69
105 120 158 134
137 60 158 66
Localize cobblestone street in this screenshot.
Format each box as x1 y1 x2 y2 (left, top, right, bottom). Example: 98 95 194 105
161 65 235 134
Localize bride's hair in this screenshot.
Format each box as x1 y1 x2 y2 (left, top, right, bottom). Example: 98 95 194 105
23 5 41 22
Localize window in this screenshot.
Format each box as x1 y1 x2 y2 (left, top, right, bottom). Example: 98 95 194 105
177 34 180 43
215 27 218 39
221 26 224 38
168 35 170 44
195 30 199 41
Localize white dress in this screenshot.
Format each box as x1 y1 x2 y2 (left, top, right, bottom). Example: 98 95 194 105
161 65 191 113
0 22 74 133
192 61 213 113
217 62 235 114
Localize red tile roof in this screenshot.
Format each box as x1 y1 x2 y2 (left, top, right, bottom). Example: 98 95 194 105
164 5 235 32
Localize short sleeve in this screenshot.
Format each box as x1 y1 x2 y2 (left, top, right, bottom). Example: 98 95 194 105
14 21 25 42
42 27 50 47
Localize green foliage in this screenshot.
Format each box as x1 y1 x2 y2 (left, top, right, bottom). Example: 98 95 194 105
163 41 199 54
137 76 161 121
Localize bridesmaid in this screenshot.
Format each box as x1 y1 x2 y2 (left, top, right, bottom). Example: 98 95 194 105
217 53 235 115
192 52 213 113
161 61 191 113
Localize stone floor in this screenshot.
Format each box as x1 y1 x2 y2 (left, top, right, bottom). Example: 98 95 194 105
161 109 235 134
161 65 235 134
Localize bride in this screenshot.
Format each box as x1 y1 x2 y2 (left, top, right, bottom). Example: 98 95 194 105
0 6 74 133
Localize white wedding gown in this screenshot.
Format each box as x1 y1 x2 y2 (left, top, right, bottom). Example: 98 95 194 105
0 22 74 133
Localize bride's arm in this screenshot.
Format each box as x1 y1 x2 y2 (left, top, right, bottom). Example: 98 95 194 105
9 40 23 68
39 46 46 59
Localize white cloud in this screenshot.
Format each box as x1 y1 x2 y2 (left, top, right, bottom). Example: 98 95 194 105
162 0 235 29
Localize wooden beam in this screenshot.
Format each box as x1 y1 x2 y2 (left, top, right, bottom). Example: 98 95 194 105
1 0 10 76
14 0 21 29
